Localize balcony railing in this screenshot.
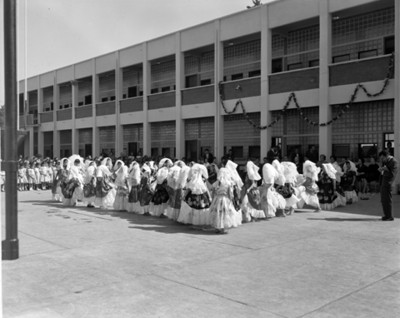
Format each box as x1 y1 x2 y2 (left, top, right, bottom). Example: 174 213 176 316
75 105 93 119
148 91 175 110
56 108 72 121
96 101 115 116
329 54 394 87
40 112 54 123
182 85 214 105
120 97 143 113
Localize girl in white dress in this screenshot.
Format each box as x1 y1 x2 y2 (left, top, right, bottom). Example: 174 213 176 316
82 160 97 208
209 167 242 234
94 157 116 209
149 158 172 217
126 161 141 213
240 161 265 222
113 160 129 211
165 163 182 221
297 160 321 212
178 163 211 226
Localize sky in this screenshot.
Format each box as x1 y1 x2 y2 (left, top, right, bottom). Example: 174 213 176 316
0 0 275 106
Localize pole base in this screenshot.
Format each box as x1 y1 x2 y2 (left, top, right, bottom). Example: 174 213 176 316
2 239 19 260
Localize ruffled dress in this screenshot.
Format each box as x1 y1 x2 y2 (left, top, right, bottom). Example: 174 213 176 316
240 179 265 221
82 166 96 206
210 183 242 230
340 171 359 204
275 183 300 209
94 166 116 209
317 172 341 210
126 180 141 213
59 169 79 206
138 176 154 214
297 177 320 209
113 178 128 212
178 168 212 226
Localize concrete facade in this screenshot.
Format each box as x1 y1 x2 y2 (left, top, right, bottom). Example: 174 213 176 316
16 0 398 165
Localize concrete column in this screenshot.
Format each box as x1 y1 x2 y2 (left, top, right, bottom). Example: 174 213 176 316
214 20 224 161
175 33 184 159
92 59 98 157
115 52 123 157
37 83 44 156
71 72 78 154
260 4 272 159
394 0 400 161
53 72 60 158
28 126 34 157
318 0 332 159
394 0 400 189
142 43 151 156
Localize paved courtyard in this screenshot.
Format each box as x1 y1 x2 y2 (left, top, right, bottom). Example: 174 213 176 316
1 190 400 318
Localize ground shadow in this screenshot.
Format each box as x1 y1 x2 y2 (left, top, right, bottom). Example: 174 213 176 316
307 217 381 222
22 198 221 235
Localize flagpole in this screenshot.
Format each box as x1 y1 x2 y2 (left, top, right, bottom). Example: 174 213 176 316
2 0 19 260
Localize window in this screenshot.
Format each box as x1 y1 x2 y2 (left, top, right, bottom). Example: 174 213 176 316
248 146 260 159
101 97 108 102
161 86 171 92
200 79 212 86
231 146 244 159
384 36 394 55
231 73 243 81
333 54 350 63
332 144 350 158
358 143 377 159
287 62 302 71
185 75 198 88
110 96 116 101
122 94 127 99
84 95 92 105
151 88 158 94
384 132 394 156
358 49 377 59
309 59 319 67
272 58 282 73
78 102 84 106
151 147 159 157
128 86 137 98
248 70 261 77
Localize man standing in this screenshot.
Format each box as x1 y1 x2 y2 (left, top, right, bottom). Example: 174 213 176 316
378 150 398 221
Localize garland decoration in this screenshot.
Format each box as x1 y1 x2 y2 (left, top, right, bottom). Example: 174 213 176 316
219 52 394 130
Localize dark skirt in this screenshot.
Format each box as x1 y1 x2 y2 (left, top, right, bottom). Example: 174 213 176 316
95 177 112 198
317 175 338 204
247 187 262 210
169 188 183 209
128 185 140 203
184 190 211 210
275 183 295 199
83 183 96 198
151 183 169 205
61 178 79 199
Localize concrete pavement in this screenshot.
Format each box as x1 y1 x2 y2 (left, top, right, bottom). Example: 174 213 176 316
1 190 400 318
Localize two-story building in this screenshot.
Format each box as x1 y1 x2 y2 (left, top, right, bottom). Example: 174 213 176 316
16 0 399 164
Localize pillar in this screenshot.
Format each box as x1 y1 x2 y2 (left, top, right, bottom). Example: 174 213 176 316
260 4 272 159
214 20 224 161
175 33 184 159
142 43 151 156
318 0 332 158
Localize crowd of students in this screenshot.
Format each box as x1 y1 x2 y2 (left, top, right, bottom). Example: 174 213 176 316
0 151 383 233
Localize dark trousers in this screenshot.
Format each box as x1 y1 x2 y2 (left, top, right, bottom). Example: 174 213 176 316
380 181 393 218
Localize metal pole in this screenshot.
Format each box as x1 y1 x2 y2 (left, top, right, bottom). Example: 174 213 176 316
2 0 19 260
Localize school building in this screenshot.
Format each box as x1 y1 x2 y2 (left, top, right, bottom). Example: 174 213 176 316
16 0 400 164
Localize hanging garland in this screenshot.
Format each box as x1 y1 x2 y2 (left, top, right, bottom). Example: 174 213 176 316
219 52 394 130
